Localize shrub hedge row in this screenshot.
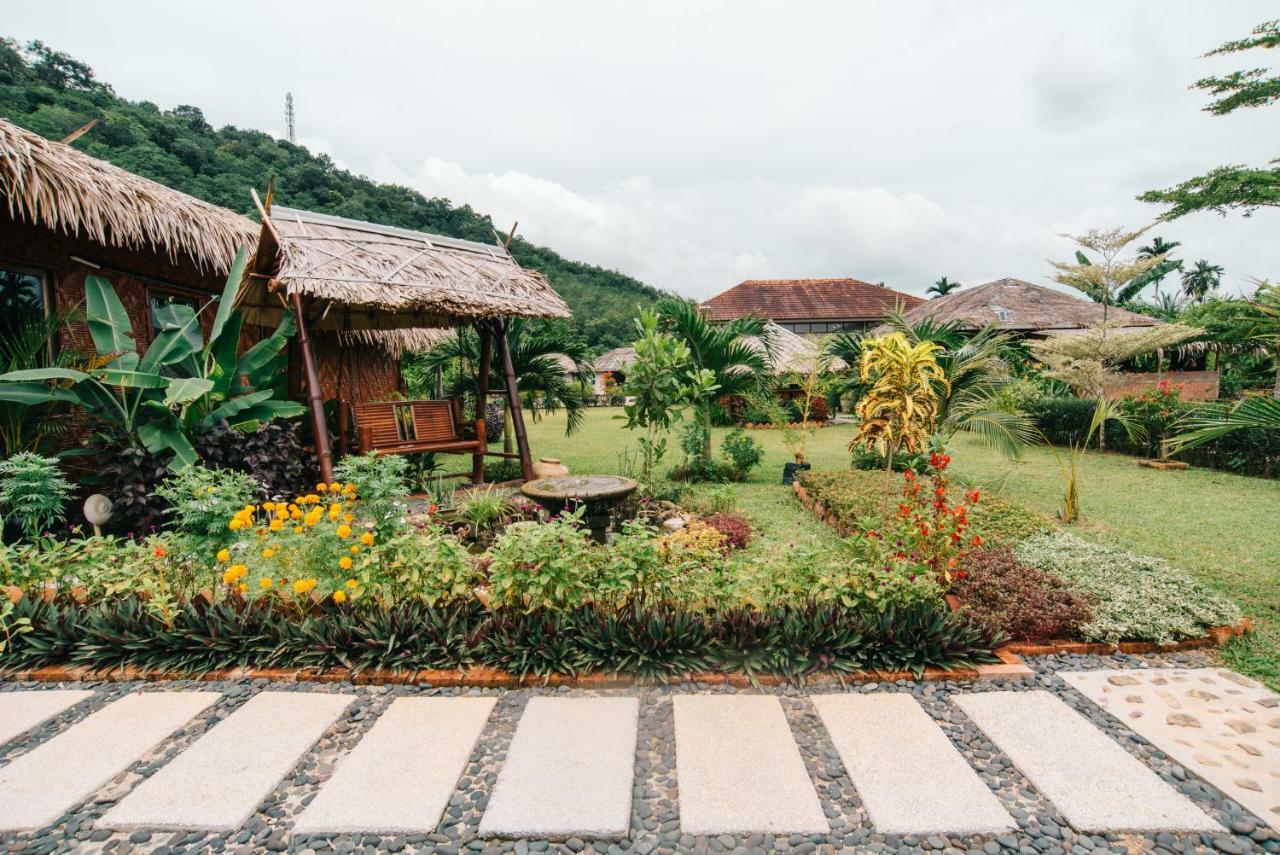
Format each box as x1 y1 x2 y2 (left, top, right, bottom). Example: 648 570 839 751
796 469 1050 547
2 597 1001 682
1026 397 1280 479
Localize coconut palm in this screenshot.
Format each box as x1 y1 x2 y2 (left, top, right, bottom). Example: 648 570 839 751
653 297 769 464
410 319 594 435
927 276 961 298
1136 236 1183 302
1181 259 1225 304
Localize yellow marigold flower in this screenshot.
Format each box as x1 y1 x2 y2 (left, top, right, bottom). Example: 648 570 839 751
256 528 267 537
332 590 347 604
216 548 230 562
328 482 340 492
293 578 317 595
228 519 242 531
260 577 273 589
342 513 354 523
262 548 275 558
269 519 284 532
346 578 357 589
304 510 322 526
339 556 353 570
336 524 352 539
276 507 289 521
205 486 216 494
361 532 375 546
349 544 360 554
328 505 341 520
317 483 328 492
293 526 304 535
290 508 302 520
221 569 237 585
263 501 275 511
343 483 356 495
238 583 248 594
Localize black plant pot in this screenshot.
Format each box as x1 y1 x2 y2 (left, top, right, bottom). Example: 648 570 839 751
781 461 810 485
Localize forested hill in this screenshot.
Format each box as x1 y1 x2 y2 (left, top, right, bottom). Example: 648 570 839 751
0 39 669 350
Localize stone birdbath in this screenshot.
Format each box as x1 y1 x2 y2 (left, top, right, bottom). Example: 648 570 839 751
520 475 639 543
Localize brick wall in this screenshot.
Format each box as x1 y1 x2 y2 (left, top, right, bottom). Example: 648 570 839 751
1102 370 1220 402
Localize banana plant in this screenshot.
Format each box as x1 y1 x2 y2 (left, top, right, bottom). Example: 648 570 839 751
0 248 304 469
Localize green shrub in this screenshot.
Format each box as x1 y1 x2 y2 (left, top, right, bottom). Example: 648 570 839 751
333 454 409 538
0 452 73 540
357 527 478 606
483 458 524 483
719 428 764 479
486 516 599 610
153 465 261 548
1014 532 1242 643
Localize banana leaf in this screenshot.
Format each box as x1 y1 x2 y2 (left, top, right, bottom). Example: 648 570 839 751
137 422 198 469
96 369 169 389
236 314 296 385
84 275 139 370
207 247 248 352
0 382 83 405
139 303 202 372
164 377 215 407
0 367 91 384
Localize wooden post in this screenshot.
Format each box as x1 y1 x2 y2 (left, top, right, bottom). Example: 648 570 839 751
497 319 535 481
472 324 493 484
291 292 333 482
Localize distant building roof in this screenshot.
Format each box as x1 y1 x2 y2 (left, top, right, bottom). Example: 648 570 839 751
592 324 842 377
896 278 1160 333
699 278 923 322
593 346 637 373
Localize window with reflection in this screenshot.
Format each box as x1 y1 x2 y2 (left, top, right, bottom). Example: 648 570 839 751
0 265 48 347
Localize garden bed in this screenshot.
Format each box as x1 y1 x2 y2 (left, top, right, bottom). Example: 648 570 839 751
794 469 1249 650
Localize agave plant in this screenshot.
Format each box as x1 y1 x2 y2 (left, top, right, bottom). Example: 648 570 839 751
0 248 303 469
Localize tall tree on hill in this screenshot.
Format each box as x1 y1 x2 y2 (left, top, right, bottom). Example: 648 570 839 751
1140 20 1280 219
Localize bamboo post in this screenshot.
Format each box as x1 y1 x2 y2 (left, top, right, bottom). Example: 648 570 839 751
497 319 535 481
472 324 493 484
291 291 333 482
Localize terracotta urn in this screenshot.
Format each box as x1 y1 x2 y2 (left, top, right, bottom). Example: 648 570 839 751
532 457 570 478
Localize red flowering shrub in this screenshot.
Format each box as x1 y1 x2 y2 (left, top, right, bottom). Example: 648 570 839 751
702 512 752 550
953 547 1093 642
846 450 981 585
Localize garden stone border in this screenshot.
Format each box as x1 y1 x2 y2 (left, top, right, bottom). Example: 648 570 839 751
791 480 1254 658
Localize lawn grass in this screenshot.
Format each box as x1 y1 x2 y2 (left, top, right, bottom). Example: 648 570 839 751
523 407 1280 687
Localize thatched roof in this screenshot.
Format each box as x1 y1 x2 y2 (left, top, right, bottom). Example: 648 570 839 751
593 346 637 373
895 278 1160 333
0 118 256 273
242 205 570 334
587 325 842 378
747 322 846 374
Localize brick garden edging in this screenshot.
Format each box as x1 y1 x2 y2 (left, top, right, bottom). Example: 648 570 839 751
1 660 1035 688
792 480 1253 658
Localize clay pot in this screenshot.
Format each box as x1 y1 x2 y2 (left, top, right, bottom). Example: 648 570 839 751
532 457 570 478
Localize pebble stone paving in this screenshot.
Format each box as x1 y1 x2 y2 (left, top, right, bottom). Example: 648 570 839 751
0 649 1275 855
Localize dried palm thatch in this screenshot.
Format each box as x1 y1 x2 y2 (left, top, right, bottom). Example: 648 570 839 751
242 205 570 333
895 278 1160 334
0 118 256 273
745 323 846 374
593 346 637 373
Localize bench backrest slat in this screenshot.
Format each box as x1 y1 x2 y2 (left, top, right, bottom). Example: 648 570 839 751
352 399 466 451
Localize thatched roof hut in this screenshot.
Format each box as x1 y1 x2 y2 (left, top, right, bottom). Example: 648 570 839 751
895 278 1159 335
242 205 570 336
747 322 846 374
593 346 638 374
0 118 256 274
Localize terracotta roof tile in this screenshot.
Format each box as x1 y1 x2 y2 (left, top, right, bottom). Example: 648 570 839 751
698 278 923 322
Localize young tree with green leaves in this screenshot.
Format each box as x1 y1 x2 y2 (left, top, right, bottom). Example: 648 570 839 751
653 298 770 466
1140 20 1280 219
1181 259 1225 304
617 309 717 478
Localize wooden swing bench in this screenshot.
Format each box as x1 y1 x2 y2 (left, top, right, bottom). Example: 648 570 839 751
351 399 486 459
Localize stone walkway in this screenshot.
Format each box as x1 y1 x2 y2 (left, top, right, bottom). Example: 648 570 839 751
0 657 1276 854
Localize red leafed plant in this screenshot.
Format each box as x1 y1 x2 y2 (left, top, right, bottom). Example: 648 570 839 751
701 512 752 550
851 449 980 584
952 547 1093 642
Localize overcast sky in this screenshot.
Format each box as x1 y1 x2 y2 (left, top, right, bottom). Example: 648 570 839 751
7 2 1278 299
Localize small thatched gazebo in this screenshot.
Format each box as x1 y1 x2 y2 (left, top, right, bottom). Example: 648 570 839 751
241 198 571 482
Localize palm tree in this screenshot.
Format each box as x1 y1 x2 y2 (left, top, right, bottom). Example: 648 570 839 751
1137 237 1182 302
653 297 769 464
927 276 961 298
883 312 1036 458
409 319 594 435
1181 259 1224 304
